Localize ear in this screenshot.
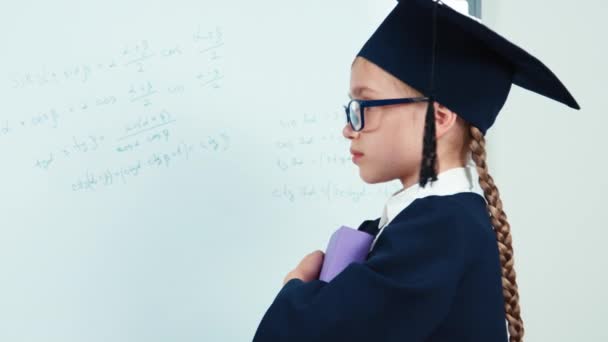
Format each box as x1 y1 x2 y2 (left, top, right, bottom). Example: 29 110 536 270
433 102 458 139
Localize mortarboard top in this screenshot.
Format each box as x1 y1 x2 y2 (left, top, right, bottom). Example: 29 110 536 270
356 0 580 135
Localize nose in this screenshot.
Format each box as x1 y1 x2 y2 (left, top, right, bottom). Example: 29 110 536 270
342 123 359 140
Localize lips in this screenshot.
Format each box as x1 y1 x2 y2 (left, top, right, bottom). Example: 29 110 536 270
350 148 364 156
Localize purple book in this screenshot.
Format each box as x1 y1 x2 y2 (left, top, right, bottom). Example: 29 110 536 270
319 226 374 282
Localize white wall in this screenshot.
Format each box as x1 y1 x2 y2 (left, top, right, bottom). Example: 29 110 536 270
0 0 604 341
0 1 400 341
483 0 608 340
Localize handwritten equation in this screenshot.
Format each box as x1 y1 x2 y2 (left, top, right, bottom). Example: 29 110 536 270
9 26 224 90
71 134 230 192
268 108 392 203
271 182 395 203
3 25 230 192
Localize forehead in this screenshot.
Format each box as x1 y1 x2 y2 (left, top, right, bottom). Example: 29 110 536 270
349 58 398 97
350 60 423 98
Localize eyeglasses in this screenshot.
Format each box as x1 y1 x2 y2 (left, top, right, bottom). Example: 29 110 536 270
343 97 430 132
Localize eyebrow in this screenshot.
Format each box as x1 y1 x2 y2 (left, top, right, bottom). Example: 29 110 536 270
348 86 376 99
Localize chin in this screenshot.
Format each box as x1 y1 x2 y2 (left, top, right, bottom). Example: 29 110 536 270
359 169 391 184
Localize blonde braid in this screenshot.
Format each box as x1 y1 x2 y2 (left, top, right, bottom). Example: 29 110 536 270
468 125 525 342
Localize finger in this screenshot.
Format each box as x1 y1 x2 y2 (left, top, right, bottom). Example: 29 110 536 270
299 252 324 275
302 250 324 262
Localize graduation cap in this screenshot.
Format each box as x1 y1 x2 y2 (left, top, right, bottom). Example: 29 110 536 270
355 0 580 185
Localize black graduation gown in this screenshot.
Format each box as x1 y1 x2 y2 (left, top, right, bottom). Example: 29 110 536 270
253 192 508 341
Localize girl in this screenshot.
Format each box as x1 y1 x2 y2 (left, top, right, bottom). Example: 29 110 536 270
253 0 579 341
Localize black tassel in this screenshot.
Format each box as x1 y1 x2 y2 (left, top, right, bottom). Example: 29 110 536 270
419 97 438 188
419 0 440 188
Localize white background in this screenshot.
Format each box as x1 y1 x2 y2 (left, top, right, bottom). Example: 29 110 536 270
0 1 401 341
0 0 605 341
485 0 607 340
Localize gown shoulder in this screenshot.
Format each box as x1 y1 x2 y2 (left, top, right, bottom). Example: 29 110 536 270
253 192 505 342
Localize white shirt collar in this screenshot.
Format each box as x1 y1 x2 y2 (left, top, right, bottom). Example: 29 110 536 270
377 154 485 230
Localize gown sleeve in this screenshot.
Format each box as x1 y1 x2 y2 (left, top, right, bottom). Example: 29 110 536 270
252 197 481 342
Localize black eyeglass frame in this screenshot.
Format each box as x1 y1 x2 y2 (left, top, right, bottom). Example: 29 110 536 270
343 96 430 132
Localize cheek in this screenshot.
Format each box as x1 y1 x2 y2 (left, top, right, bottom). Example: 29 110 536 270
381 114 424 167
356 110 426 183
390 110 423 144
364 125 417 167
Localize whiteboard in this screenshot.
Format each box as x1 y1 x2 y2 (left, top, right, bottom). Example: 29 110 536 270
0 1 401 341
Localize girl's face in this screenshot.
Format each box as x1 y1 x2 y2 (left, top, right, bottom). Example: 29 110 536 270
344 57 429 187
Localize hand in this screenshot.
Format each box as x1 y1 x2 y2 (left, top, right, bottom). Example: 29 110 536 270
282 250 325 285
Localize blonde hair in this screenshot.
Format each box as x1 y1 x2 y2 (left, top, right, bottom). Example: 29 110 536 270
468 125 525 342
